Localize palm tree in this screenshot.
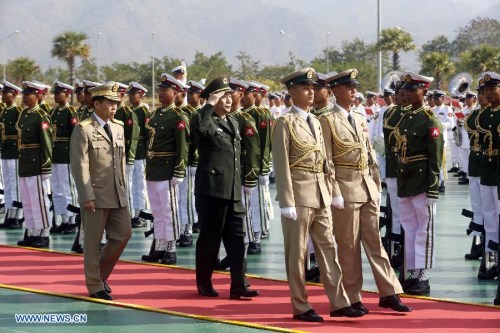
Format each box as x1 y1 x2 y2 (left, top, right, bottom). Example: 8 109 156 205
6 57 41 86
376 28 416 70
51 31 90 88
458 44 500 74
421 52 455 90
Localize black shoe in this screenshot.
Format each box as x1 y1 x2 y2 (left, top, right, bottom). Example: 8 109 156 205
465 240 483 260
247 242 261 255
50 224 66 234
197 285 219 297
458 178 469 185
31 236 50 248
178 234 193 247
71 242 83 253
381 181 387 190
379 295 412 312
293 309 323 322
448 166 459 173
214 256 230 270
192 223 200 233
402 277 418 293
330 306 365 317
160 251 177 265
17 236 36 246
89 290 113 300
305 267 320 282
439 185 445 193
351 302 369 314
0 217 15 229
131 217 147 228
62 223 78 234
405 279 430 295
229 289 259 299
103 280 112 294
7 218 24 229
141 250 166 263
478 265 498 280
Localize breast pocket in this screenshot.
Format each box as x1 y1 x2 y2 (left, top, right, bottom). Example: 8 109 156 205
91 140 106 159
115 141 125 160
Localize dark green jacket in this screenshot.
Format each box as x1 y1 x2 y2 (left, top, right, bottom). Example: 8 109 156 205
39 100 51 114
311 104 333 117
145 104 188 181
50 103 79 164
245 105 272 174
132 104 151 161
232 109 260 187
464 106 483 177
193 104 242 201
397 106 444 199
0 103 22 159
477 105 500 186
383 105 408 178
187 105 201 166
80 106 94 121
17 105 53 176
115 103 140 165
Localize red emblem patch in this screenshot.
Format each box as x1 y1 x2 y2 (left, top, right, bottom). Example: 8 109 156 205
176 121 186 130
145 117 150 124
126 119 133 126
41 122 50 130
70 118 78 125
245 127 255 136
259 120 267 129
448 112 453 118
430 128 440 138
269 120 273 127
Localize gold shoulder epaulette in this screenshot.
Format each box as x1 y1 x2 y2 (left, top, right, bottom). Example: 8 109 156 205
68 105 77 113
111 118 124 126
78 117 93 127
424 108 436 119
353 110 364 117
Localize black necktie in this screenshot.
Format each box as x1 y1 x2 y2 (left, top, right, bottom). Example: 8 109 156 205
307 115 316 139
347 113 357 133
103 123 113 142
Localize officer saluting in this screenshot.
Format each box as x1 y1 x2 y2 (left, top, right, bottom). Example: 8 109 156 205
397 72 444 295
70 82 131 300
273 68 363 322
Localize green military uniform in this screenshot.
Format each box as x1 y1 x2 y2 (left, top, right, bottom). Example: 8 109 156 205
188 105 202 167
464 106 484 179
477 105 500 187
311 104 333 117
39 100 51 114
80 106 94 121
0 103 22 160
132 104 150 162
233 109 261 188
114 102 139 165
51 103 79 164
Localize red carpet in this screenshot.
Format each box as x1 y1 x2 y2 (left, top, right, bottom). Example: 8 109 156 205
1 245 499 333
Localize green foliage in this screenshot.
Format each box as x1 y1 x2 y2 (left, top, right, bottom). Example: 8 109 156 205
420 52 455 90
376 28 416 70
187 51 234 83
51 31 91 86
457 44 500 75
453 17 500 55
235 51 261 80
6 57 41 86
421 35 453 54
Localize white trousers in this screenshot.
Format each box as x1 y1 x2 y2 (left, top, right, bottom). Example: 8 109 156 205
242 187 255 243
126 164 135 216
398 193 436 270
19 176 51 230
457 147 470 173
1 159 19 209
147 180 180 242
250 180 271 238
450 141 461 165
132 159 147 210
386 177 401 235
377 152 386 179
469 177 483 236
179 166 197 228
51 164 78 216
479 184 500 252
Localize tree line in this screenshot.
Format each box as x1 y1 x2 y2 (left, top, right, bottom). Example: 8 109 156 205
2 17 499 94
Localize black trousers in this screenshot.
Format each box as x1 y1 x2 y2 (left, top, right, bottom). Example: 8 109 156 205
195 195 246 292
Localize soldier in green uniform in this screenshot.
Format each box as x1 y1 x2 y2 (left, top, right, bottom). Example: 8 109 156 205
311 73 333 117
396 72 444 295
127 82 150 228
16 81 53 248
33 81 51 114
80 80 100 120
476 71 500 280
74 81 85 106
0 81 23 229
141 73 188 265
49 81 80 235
0 83 5 110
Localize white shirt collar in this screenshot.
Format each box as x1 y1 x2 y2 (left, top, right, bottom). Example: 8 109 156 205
293 105 309 120
335 103 352 119
93 113 109 127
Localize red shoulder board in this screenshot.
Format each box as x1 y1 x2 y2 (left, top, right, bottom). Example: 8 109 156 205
42 122 50 130
176 120 186 130
430 127 440 138
259 120 267 128
70 118 78 125
245 127 255 136
126 118 133 126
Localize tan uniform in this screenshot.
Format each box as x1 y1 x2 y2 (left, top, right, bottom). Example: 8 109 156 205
272 106 350 315
70 114 131 294
319 105 402 303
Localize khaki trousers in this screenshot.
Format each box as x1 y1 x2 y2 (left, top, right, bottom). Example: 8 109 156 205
82 207 131 294
332 199 402 303
282 205 350 315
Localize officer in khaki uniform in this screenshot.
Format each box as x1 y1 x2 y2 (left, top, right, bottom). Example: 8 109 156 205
0 81 24 229
16 81 53 248
397 72 444 295
70 82 131 300
320 69 410 314
273 68 364 322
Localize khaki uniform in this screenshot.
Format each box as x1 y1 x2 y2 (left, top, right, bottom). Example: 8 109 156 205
319 105 402 304
70 114 131 294
273 106 350 315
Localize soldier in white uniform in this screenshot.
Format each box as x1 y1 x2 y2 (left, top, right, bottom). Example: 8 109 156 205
456 91 477 185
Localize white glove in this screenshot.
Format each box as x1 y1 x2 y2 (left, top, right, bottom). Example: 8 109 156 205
259 174 270 186
41 173 51 181
426 197 438 206
280 207 297 220
171 177 184 186
126 164 134 176
331 195 345 209
243 186 254 196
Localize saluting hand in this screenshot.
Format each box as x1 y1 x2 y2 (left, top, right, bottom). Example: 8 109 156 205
207 91 225 106
82 200 96 213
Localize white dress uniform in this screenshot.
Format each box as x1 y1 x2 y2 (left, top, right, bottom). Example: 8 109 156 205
432 104 455 179
456 105 473 174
